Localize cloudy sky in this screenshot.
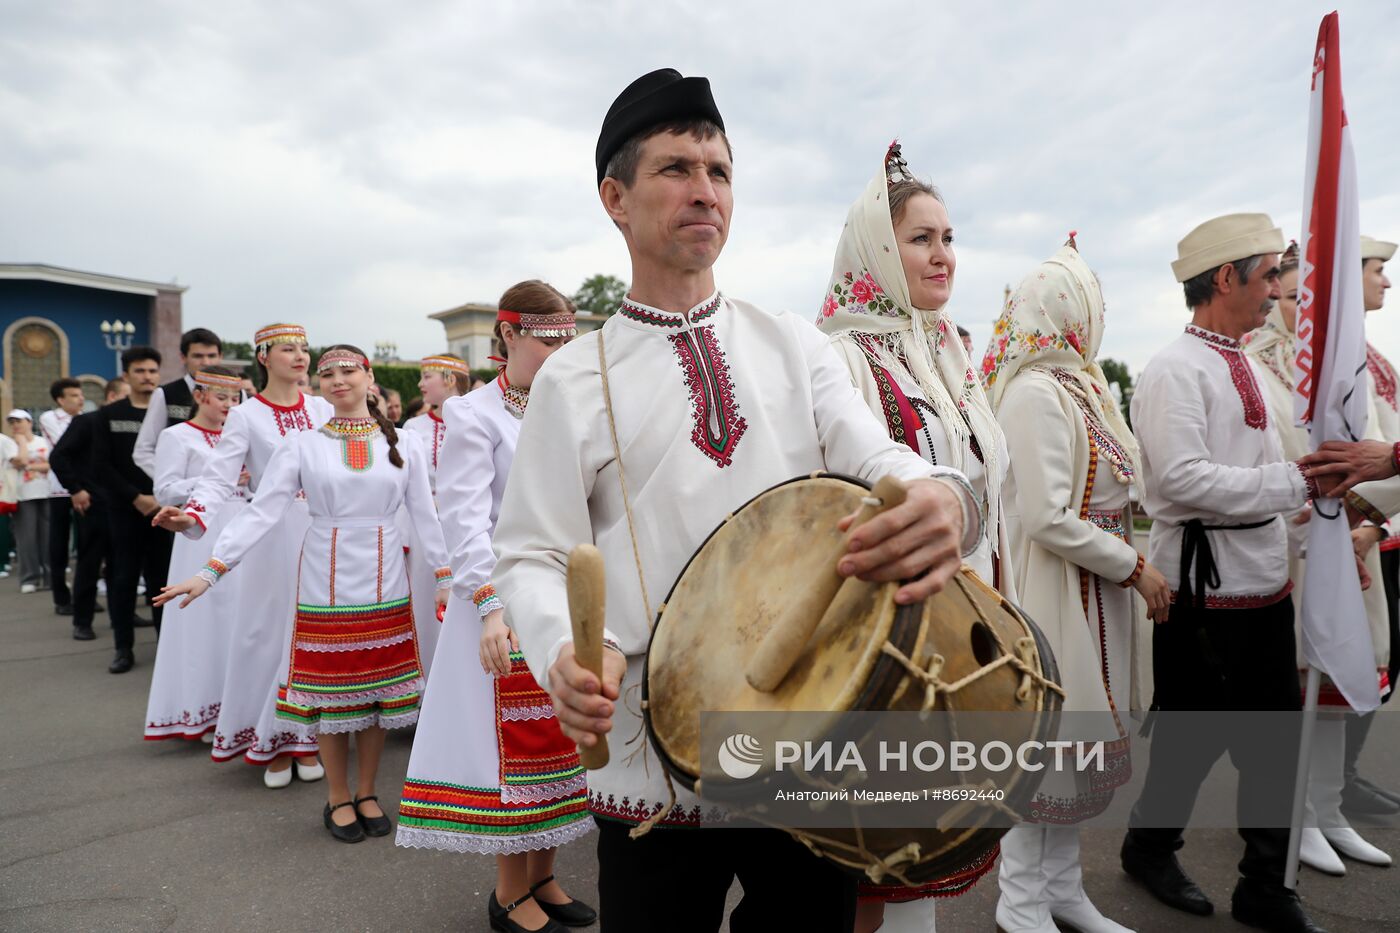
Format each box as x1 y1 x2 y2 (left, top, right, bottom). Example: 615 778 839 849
4 1 1399 373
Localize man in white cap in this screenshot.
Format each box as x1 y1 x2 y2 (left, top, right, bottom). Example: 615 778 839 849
1120 214 1326 933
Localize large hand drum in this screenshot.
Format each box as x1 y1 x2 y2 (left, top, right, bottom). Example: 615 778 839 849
642 474 1062 885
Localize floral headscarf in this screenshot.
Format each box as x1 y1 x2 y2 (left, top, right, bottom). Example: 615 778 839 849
816 142 1004 532
982 239 1141 492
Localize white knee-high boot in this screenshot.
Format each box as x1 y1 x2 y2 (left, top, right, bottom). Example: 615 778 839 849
1042 826 1134 933
1313 715 1392 866
877 898 936 933
995 824 1056 933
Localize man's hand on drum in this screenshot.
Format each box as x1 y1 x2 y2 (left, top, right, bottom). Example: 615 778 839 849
479 609 519 676
150 505 197 533
549 642 626 749
1133 561 1172 623
836 477 964 604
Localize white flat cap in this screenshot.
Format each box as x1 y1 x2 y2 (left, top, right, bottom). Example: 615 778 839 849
1172 213 1285 283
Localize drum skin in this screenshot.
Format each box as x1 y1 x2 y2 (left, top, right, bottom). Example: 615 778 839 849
642 474 1062 884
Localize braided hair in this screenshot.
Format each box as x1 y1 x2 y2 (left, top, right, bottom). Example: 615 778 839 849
324 343 404 469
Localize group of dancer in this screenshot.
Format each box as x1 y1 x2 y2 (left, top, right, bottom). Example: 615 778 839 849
122 67 1399 933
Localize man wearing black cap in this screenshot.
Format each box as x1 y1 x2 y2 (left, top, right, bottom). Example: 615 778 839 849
494 70 981 932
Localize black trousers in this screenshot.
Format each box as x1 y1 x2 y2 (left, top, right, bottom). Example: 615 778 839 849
1127 595 1302 890
595 818 857 933
1380 549 1399 700
70 506 111 627
48 497 73 607
106 505 172 652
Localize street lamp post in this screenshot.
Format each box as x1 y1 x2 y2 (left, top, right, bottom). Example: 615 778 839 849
100 319 136 375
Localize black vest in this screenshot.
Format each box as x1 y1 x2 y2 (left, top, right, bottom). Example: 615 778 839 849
162 377 195 427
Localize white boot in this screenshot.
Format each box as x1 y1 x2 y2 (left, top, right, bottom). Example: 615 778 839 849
1312 716 1392 866
995 825 1057 933
1322 827 1393 866
877 898 936 933
1298 827 1346 876
1042 826 1135 932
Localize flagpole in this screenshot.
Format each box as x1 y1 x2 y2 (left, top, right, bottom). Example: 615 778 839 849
1285 665 1322 890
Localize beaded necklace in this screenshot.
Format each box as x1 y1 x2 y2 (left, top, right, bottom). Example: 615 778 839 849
321 416 381 471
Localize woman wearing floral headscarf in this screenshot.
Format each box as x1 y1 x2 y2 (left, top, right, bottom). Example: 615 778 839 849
983 236 1169 933
818 141 1008 933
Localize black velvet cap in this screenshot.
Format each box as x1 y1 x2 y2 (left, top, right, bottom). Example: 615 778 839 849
595 68 725 184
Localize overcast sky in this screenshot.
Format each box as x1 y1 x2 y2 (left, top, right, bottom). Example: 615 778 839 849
4 1 1399 373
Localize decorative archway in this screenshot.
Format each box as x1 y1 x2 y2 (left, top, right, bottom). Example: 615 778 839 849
2 316 71 414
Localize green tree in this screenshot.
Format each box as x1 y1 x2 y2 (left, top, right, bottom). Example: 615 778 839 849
1099 357 1134 426
572 274 628 316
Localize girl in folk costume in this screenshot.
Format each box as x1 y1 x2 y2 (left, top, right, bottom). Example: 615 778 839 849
158 345 452 843
144 367 247 743
398 282 595 933
984 237 1170 933
397 353 471 676
1242 242 1393 873
816 142 1009 933
154 324 331 786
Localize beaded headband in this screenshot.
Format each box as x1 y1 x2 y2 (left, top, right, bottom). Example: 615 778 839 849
315 349 370 375
420 354 470 376
497 308 577 338
253 323 308 350
194 370 244 391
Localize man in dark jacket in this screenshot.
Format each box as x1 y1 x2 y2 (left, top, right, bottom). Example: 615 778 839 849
93 348 171 673
49 378 128 641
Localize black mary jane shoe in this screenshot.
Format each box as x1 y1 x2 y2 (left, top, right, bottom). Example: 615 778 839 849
323 801 366 843
529 875 598 927
353 795 392 837
488 890 568 933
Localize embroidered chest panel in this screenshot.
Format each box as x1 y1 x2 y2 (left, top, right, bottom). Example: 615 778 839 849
320 418 380 472
1187 326 1267 431
270 405 316 436
1367 344 1397 412
668 325 748 468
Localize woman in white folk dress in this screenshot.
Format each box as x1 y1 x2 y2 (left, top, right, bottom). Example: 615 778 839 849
162 324 330 786
817 142 1009 933
159 345 452 843
397 352 471 677
397 282 596 933
984 236 1172 933
1242 242 1393 873
143 366 246 743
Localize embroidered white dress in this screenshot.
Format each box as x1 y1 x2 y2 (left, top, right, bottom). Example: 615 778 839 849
1132 326 1310 608
398 377 592 854
398 410 449 676
181 393 332 763
193 420 451 733
493 294 980 829
143 421 246 740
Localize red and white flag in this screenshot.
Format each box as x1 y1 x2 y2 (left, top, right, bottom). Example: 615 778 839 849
1295 11 1379 712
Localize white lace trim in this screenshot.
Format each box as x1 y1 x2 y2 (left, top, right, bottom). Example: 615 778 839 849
499 772 587 806
294 630 414 653
314 708 420 735
393 818 593 856
284 677 424 707
499 703 557 722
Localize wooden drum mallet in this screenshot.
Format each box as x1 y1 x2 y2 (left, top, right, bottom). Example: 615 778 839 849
567 544 610 770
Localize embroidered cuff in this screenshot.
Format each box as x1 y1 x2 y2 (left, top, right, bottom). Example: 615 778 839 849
183 505 207 533
1393 441 1400 476
1293 460 1321 501
1120 553 1146 589
930 472 983 559
1346 490 1388 526
433 566 453 591
473 583 503 618
196 558 229 587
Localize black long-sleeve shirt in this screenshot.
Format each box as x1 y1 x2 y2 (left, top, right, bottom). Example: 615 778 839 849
48 410 104 504
91 399 153 508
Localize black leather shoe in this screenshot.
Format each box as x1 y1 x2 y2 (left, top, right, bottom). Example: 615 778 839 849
353 795 392 837
55 604 74 616
133 614 154 628
1121 841 1213 916
108 651 135 674
72 625 96 641
488 891 567 933
323 801 366 843
1232 881 1328 933
529 875 597 927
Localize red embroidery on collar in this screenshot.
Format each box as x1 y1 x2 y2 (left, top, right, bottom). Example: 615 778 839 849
1186 326 1268 431
253 393 314 436
1367 343 1397 412
669 325 747 468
